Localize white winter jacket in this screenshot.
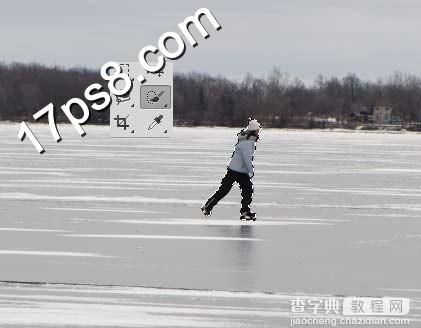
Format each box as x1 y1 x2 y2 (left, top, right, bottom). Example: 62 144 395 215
228 132 257 177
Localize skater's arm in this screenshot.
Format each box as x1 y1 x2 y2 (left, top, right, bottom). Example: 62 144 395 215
239 143 255 178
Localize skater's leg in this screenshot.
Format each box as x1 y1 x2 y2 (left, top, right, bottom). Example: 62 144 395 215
237 173 254 214
205 169 236 211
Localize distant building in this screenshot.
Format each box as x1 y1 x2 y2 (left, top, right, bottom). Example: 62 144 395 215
390 109 403 124
373 106 391 124
351 105 402 125
350 106 373 123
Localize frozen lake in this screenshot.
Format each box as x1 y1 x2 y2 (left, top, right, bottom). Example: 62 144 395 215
0 123 420 327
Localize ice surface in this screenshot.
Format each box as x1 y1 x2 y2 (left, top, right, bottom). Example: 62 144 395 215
0 123 421 327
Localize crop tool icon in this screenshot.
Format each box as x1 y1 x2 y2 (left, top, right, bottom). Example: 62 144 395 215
114 115 130 130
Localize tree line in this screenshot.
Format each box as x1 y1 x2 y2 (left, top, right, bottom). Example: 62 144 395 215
1 62 421 128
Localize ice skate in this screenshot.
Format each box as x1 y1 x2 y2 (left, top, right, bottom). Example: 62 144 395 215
201 205 212 218
240 211 256 221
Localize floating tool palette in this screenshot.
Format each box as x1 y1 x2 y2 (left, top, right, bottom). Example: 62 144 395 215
110 62 173 138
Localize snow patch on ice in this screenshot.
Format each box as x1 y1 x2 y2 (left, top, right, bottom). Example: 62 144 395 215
109 219 333 226
42 207 164 214
61 234 263 242
0 228 69 232
0 250 112 258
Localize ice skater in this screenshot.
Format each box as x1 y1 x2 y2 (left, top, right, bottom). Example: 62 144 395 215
202 119 260 221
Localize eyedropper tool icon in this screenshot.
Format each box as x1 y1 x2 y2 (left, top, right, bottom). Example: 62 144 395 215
148 115 164 130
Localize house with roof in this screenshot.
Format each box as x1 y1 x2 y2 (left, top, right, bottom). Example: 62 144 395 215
351 105 402 125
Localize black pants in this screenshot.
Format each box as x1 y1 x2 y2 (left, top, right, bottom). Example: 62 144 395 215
206 168 253 213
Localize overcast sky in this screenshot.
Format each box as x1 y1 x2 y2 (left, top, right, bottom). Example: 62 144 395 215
1 0 421 83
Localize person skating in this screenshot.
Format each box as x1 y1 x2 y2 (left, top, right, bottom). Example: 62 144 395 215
202 119 260 220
